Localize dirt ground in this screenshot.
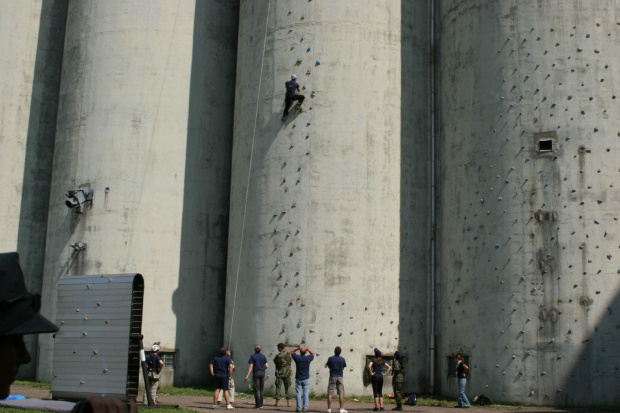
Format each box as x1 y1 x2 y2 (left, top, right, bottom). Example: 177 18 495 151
8 385 593 413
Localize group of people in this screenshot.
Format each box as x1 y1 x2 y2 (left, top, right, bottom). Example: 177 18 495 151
210 343 317 412
2 251 470 412
210 344 408 413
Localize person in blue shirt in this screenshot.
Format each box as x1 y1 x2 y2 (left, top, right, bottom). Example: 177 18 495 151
245 345 268 408
368 348 391 412
325 346 347 413
290 346 315 412
282 74 305 121
210 347 235 409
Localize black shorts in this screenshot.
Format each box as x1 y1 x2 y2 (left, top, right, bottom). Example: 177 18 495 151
215 375 230 390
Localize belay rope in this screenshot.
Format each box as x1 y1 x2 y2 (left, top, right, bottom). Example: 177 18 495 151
227 0 272 347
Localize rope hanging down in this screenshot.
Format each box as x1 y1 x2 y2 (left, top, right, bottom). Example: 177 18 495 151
227 0 272 347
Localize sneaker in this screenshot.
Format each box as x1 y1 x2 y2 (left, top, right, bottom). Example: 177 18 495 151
213 405 217 409
227 405 235 410
326 410 331 413
339 410 348 413
380 408 385 411
374 409 379 412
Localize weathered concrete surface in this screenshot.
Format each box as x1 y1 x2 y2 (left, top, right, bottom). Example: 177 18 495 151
38 0 238 387
0 0 41 253
0 0 67 380
225 0 431 395
436 0 620 406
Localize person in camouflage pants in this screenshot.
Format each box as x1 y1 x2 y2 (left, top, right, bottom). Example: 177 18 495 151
392 351 405 411
274 343 293 406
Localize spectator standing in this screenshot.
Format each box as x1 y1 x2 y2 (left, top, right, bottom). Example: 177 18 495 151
273 343 293 407
290 346 315 412
218 350 236 405
368 349 391 411
391 351 405 411
210 347 235 409
455 354 470 409
245 345 268 409
325 346 347 413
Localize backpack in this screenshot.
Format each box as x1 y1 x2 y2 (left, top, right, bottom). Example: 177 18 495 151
473 395 491 406
404 392 417 406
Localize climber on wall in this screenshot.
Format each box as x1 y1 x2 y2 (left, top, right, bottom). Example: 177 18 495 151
282 74 305 121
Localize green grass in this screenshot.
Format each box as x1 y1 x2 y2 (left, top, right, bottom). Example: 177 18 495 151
12 381 50 390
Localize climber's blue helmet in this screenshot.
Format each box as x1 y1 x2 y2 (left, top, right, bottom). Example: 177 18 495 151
291 75 297 80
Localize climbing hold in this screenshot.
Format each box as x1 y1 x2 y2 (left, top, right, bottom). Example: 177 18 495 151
315 60 321 66
307 47 311 52
594 49 600 53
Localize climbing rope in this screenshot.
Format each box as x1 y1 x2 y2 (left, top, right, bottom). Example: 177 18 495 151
227 0 272 347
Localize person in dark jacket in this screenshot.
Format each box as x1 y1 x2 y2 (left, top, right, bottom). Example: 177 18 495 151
282 75 305 121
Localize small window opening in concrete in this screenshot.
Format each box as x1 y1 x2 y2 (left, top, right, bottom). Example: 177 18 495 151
160 352 177 369
538 139 553 152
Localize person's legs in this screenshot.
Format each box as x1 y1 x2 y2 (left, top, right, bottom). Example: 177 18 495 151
458 378 470 407
275 377 283 403
302 379 310 411
337 378 345 410
229 378 235 403
284 377 292 401
371 376 379 409
326 377 335 411
253 375 261 408
283 97 293 119
258 372 265 407
214 389 220 407
224 390 231 406
151 380 159 404
377 377 384 409
293 94 305 106
393 379 402 409
295 379 303 411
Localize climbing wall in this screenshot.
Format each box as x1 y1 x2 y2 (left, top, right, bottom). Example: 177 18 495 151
38 0 238 386
225 0 431 395
436 0 620 406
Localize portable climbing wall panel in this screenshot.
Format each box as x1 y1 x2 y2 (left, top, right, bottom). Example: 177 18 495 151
51 274 144 401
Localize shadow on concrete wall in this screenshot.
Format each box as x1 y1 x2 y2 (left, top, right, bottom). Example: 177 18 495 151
561 291 620 406
16 0 68 380
398 1 432 395
172 0 239 387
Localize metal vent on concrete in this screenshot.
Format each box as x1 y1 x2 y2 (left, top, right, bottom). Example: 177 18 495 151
51 274 144 401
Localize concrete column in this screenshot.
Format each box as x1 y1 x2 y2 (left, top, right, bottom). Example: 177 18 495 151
0 0 67 379
39 0 238 386
437 0 620 406
225 0 430 395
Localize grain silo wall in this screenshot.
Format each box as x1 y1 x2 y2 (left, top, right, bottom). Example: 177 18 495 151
436 0 620 406
38 0 238 386
0 0 67 379
225 0 431 395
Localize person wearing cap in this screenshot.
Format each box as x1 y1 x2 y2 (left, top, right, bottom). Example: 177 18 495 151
282 74 305 121
391 351 405 411
368 348 391 412
1 252 136 413
143 342 164 405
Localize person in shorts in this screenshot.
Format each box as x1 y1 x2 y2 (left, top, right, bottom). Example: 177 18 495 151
217 350 235 405
325 346 347 413
210 347 235 409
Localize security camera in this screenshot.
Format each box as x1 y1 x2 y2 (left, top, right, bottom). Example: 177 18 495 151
65 188 93 213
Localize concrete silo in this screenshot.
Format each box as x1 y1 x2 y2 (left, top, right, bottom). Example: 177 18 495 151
225 1 431 395
0 0 66 379
436 0 620 406
38 0 239 386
